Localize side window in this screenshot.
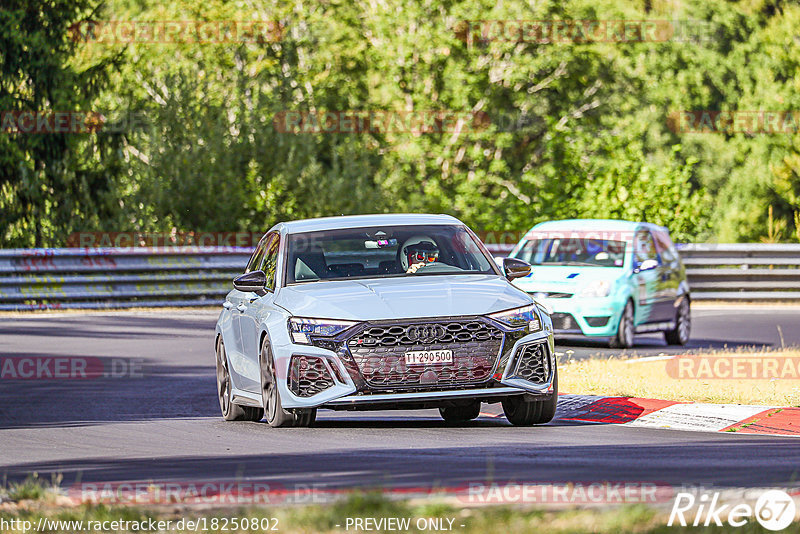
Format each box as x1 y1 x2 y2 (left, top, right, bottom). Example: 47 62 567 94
259 234 280 290
245 237 268 274
653 230 676 263
634 231 658 264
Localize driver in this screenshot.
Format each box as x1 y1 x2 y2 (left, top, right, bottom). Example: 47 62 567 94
400 236 440 274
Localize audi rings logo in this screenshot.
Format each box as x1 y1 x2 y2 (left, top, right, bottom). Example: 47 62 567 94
406 324 446 343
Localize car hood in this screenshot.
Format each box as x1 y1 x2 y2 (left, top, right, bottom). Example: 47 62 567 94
274 274 532 321
512 266 626 294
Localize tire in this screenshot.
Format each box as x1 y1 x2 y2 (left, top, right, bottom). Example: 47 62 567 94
439 402 481 423
502 367 558 426
259 337 316 428
609 300 635 349
215 337 264 422
665 297 691 345
296 409 317 427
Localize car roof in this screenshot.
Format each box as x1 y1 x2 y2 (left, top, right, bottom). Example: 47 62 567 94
271 213 463 234
526 219 668 233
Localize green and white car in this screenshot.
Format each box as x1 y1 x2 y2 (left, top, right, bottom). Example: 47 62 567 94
508 219 690 348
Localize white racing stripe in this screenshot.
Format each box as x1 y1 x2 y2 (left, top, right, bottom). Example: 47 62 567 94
553 394 608 419
627 403 774 432
624 355 675 364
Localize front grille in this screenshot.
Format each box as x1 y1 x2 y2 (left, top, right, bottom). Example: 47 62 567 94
535 291 573 299
511 343 549 383
288 355 335 398
551 312 579 331
585 315 611 327
345 320 504 390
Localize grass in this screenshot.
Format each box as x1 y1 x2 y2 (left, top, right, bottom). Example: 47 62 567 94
0 463 789 533
560 349 800 406
1 474 61 503
1 491 784 534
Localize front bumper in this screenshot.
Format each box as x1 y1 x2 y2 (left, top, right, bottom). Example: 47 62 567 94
277 317 556 409
536 295 626 337
325 386 531 409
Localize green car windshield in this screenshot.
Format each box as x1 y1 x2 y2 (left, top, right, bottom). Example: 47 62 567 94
513 237 627 268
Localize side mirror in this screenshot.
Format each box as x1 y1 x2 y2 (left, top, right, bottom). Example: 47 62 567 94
502 257 532 280
634 258 659 273
233 270 267 293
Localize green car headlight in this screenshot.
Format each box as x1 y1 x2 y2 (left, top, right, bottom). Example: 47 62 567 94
578 280 611 298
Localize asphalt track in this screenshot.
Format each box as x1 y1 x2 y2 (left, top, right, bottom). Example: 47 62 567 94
1 306 799 494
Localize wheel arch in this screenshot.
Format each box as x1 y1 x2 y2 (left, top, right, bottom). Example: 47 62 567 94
259 329 269 357
678 278 691 299
622 294 637 327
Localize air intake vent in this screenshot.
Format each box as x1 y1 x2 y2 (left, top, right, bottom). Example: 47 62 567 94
288 355 334 398
511 343 549 384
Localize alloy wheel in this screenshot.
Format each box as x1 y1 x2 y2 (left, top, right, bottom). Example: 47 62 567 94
621 303 634 347
260 343 278 422
216 340 231 416
677 300 691 344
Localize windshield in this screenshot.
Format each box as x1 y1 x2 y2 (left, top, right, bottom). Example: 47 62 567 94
285 225 497 284
512 237 627 267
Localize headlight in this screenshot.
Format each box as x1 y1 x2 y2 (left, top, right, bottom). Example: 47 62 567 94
578 280 611 298
488 304 542 332
288 317 358 345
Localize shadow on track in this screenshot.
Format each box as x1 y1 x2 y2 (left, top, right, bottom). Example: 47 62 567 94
0 360 219 430
0 312 221 429
0 315 215 340
3 436 800 490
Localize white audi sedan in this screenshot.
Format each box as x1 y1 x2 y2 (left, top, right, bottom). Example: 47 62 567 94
214 214 556 427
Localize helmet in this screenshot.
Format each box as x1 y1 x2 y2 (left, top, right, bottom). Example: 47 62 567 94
400 236 440 271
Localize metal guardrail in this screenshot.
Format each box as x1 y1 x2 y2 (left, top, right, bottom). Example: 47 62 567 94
0 247 251 311
676 243 800 300
0 243 798 310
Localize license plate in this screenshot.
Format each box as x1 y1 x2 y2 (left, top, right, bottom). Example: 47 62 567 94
404 349 453 366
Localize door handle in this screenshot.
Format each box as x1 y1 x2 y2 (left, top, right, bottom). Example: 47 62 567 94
236 303 247 313
222 301 232 310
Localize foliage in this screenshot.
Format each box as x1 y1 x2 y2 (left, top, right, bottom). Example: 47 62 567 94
0 0 124 246
1 0 800 246
3 473 60 502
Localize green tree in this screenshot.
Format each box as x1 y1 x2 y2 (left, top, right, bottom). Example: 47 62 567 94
0 0 122 247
